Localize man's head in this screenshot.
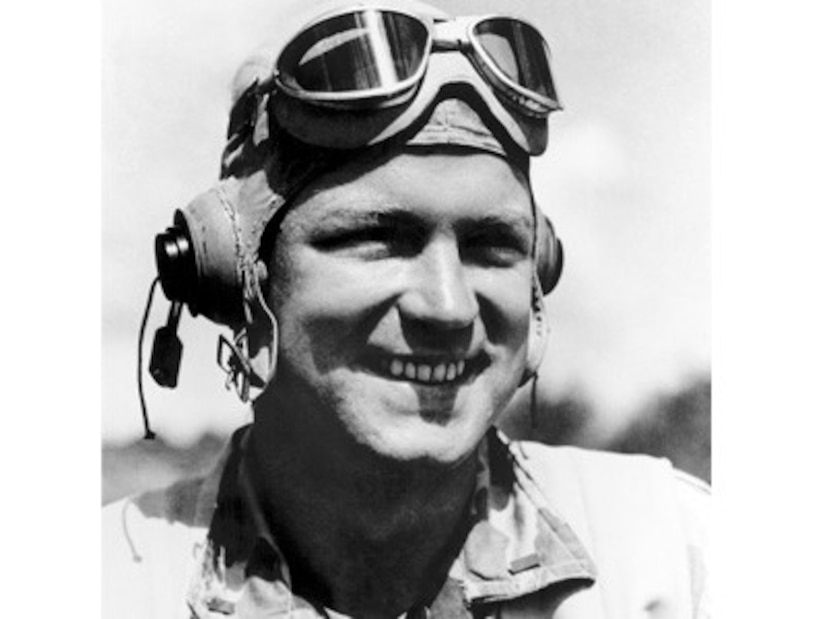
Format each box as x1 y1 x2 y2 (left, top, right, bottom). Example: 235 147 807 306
153 0 562 464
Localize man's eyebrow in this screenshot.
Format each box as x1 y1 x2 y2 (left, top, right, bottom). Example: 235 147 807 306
305 202 533 235
459 213 534 237
309 204 422 229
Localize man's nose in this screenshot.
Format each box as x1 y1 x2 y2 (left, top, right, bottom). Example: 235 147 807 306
398 238 479 329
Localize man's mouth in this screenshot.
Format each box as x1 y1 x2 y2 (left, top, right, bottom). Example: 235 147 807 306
362 352 490 386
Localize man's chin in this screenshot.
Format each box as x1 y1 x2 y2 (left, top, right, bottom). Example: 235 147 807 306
326 367 511 466
348 415 487 470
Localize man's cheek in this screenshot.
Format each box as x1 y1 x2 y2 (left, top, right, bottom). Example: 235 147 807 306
278 303 366 372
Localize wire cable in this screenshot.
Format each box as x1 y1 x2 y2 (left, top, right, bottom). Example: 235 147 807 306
530 371 539 433
137 277 160 440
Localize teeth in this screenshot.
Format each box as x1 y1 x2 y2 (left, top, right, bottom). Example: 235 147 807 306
390 359 404 377
383 358 471 384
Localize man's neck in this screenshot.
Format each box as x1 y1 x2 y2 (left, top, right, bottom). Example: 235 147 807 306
246 403 478 618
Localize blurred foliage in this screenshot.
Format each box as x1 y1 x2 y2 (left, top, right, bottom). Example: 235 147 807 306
501 374 711 483
102 375 711 504
606 376 711 483
102 433 225 505
498 386 599 448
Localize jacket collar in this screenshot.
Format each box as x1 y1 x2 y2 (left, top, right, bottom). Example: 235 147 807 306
185 426 596 617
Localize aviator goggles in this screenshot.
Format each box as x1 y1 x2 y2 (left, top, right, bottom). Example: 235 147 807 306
274 7 560 119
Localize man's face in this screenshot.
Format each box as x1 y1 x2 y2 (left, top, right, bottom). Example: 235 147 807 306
266 149 535 467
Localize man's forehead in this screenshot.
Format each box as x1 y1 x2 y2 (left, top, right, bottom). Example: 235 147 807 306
285 150 534 227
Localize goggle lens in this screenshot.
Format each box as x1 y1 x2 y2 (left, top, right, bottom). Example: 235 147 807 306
472 18 557 102
278 11 430 94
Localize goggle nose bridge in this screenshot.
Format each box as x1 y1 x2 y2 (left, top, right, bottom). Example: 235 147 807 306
430 19 472 52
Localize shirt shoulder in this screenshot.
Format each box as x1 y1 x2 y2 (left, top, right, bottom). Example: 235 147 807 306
509 440 711 546
510 439 710 502
506 440 711 618
672 469 711 618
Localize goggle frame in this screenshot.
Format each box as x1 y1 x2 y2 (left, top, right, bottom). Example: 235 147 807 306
273 7 561 119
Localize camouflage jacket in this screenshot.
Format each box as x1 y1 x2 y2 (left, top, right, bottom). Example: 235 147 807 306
103 427 709 618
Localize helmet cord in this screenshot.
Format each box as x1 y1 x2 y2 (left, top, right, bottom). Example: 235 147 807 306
530 371 539 433
137 277 160 440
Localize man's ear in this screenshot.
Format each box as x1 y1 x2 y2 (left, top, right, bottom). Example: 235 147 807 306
521 277 549 386
245 261 279 395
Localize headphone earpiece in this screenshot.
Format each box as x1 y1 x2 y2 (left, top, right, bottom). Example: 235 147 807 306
519 211 562 385
154 182 252 330
534 212 564 295
151 179 279 402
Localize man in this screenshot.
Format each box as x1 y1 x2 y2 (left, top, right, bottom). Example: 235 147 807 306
104 1 709 617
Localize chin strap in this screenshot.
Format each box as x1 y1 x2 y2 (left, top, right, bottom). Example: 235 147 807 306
521 270 549 386
217 330 256 402
217 262 278 403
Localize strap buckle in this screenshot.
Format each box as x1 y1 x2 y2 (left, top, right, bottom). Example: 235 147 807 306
217 332 253 402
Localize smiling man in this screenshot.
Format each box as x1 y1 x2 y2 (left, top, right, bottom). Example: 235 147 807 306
266 151 534 464
103 1 709 617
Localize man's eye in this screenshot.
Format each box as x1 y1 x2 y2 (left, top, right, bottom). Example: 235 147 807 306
314 227 391 248
463 232 530 266
312 226 419 256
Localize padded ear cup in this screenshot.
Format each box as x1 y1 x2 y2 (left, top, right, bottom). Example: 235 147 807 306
155 184 246 328
518 211 561 385
534 212 564 295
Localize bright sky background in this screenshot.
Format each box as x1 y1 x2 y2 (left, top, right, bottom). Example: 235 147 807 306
102 0 710 445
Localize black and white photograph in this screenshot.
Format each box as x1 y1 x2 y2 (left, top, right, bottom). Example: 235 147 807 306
100 0 711 616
